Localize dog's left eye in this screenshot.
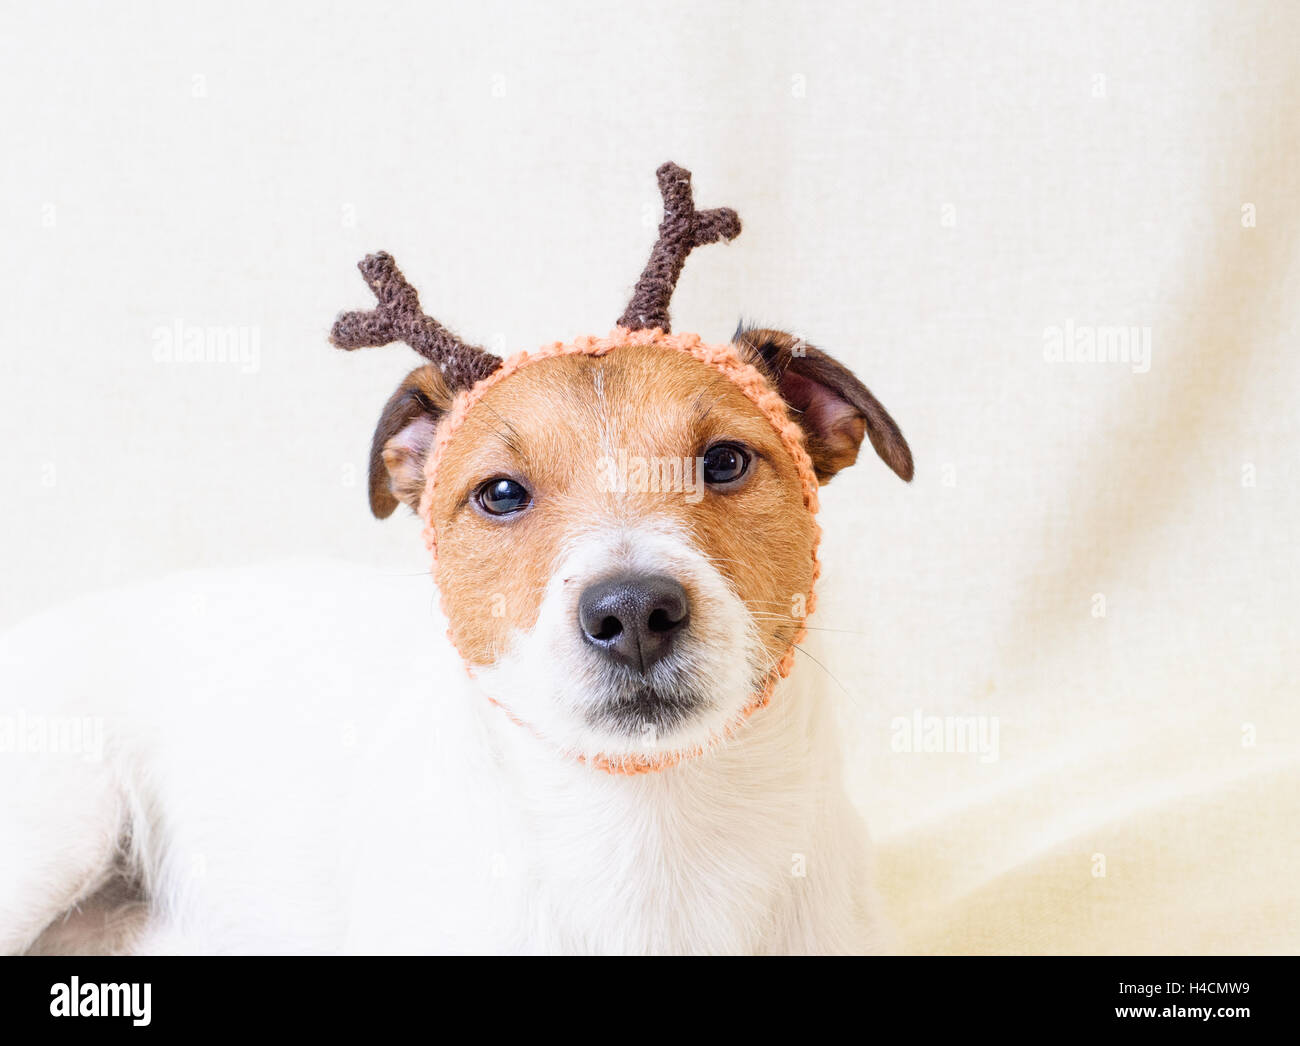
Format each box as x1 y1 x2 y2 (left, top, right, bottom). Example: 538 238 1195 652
476 478 531 515
702 443 751 486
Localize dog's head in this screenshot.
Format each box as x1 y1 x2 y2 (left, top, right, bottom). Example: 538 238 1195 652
332 164 912 770
367 329 910 767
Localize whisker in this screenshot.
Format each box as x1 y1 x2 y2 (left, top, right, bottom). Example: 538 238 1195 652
791 646 873 716
748 612 865 634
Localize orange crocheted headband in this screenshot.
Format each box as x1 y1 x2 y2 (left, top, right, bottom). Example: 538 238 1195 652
420 328 822 775
330 163 821 774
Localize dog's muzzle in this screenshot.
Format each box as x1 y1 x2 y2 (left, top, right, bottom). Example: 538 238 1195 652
576 572 703 736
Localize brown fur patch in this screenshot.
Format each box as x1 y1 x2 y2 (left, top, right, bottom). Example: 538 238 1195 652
426 345 816 671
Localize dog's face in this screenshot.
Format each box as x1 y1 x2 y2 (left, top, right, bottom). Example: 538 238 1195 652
370 330 912 763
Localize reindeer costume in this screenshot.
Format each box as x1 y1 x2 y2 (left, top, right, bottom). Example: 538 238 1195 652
329 162 911 774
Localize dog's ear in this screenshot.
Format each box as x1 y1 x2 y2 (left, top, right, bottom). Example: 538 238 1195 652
734 327 913 484
368 365 456 518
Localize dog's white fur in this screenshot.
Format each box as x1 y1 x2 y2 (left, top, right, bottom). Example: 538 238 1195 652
477 524 764 763
1 538 886 954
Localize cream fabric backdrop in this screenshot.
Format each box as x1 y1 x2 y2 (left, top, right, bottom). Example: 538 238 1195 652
2 1 1297 953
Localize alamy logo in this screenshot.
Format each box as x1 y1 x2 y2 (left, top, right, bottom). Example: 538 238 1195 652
0 711 103 762
50 978 151 1026
1043 319 1151 374
890 709 1000 763
152 319 261 374
595 451 707 504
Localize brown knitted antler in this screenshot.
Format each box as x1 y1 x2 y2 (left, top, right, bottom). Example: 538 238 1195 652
330 252 501 388
617 163 742 333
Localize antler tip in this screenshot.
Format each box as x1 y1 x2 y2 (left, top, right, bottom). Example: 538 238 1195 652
710 208 742 243
618 163 742 332
357 251 396 279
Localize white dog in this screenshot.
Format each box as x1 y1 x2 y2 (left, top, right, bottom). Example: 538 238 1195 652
0 165 913 955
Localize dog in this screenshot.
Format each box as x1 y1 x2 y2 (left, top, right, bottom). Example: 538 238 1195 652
0 164 912 954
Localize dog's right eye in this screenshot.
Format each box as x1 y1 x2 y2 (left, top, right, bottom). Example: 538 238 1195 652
475 477 531 516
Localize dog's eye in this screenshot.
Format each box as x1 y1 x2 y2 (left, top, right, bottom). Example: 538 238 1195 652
702 443 751 486
476 478 531 516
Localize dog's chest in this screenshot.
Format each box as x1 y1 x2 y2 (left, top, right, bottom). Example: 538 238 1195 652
343 762 798 953
478 730 849 954
343 663 868 954
515 797 792 953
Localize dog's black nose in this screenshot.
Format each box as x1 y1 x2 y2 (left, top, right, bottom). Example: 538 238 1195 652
578 574 690 674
